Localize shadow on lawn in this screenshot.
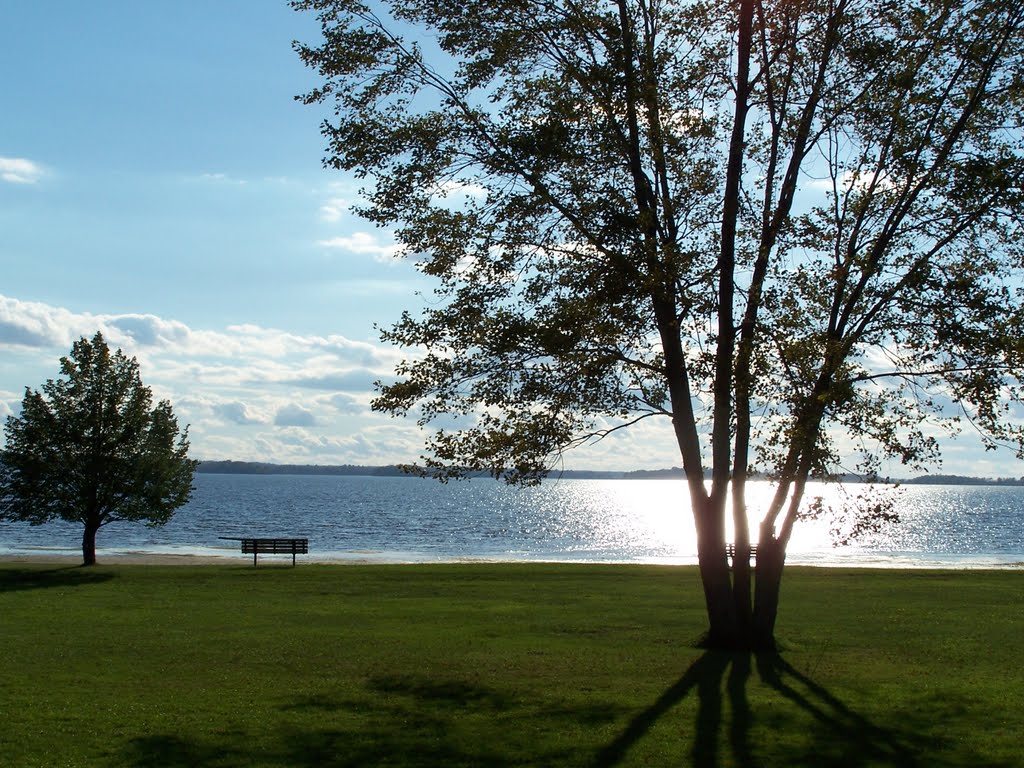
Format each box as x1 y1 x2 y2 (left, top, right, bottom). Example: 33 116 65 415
119 678 591 767
0 566 116 593
109 653 1011 767
595 651 951 768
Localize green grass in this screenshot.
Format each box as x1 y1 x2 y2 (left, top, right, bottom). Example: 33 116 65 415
1 563 1021 767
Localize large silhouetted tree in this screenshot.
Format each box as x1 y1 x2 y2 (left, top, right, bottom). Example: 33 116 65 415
295 0 1024 648
1 333 196 565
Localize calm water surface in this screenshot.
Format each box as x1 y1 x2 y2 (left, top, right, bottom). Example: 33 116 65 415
2 474 1022 567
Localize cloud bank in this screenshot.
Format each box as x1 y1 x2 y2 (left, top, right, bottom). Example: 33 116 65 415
0 156 44 184
5 294 1003 475
0 294 420 466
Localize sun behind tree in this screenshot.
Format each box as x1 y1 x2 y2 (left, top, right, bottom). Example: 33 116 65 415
0 333 196 565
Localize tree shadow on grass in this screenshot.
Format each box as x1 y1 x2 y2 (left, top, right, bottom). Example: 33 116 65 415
108 651 1013 767
118 735 234 768
594 650 739 768
0 566 116 593
752 653 924 768
118 677 595 768
594 650 981 768
367 672 514 712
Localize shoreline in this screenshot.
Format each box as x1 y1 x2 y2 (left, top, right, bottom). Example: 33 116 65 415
0 552 237 566
2 551 1023 569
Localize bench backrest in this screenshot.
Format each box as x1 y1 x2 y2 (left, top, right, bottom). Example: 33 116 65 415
241 538 309 554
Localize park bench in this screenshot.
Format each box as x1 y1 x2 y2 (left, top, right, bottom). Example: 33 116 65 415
221 537 309 566
725 543 758 568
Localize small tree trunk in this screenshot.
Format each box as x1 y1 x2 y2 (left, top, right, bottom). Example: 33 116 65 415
731 547 753 640
751 541 785 650
81 520 100 566
697 547 740 648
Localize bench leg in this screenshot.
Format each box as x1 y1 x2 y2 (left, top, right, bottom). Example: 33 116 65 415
253 551 258 567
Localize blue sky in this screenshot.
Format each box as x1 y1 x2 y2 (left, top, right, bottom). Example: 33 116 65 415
1 2 1021 477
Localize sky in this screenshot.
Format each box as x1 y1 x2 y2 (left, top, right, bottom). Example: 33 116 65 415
1 1 1021 477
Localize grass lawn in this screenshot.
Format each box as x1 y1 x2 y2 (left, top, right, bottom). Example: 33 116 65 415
0 562 1021 767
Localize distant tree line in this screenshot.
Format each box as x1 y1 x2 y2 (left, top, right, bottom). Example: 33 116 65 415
196 461 411 477
196 461 1024 486
901 475 1024 486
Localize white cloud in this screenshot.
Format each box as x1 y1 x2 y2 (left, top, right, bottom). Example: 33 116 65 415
0 296 84 348
0 295 393 366
274 404 318 427
807 168 896 194
325 393 363 414
232 421 425 465
317 232 404 262
284 368 380 392
0 156 44 184
194 172 247 185
107 315 193 347
319 197 349 222
213 401 267 426
431 179 488 200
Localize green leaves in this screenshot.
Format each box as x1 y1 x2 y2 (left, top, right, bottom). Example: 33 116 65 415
296 0 1024 496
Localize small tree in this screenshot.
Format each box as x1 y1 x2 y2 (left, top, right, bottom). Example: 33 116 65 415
0 333 196 565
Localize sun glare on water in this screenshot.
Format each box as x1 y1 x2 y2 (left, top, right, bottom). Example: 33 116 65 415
540 479 850 563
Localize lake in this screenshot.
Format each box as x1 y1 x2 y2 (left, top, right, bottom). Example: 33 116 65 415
2 473 1023 567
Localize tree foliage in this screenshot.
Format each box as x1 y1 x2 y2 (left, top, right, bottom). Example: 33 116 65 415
295 0 1024 647
1 333 196 565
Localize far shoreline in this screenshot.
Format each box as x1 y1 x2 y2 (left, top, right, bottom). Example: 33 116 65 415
195 460 1024 486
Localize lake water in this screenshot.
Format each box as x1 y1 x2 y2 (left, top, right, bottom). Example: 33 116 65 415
2 473 1023 568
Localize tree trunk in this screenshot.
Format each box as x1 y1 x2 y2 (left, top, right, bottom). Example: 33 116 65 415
697 552 739 648
82 520 100 566
695 520 747 648
751 541 786 650
696 533 787 650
